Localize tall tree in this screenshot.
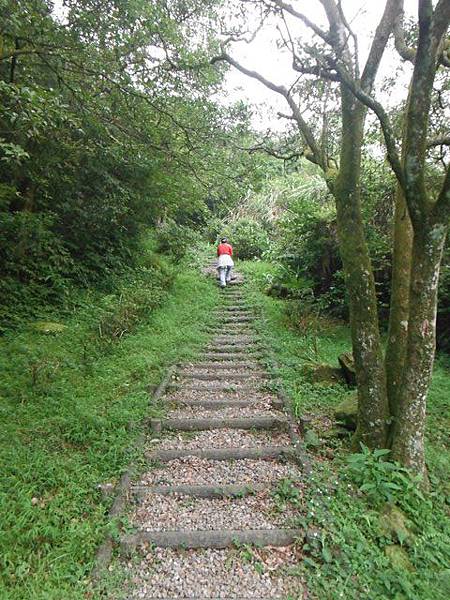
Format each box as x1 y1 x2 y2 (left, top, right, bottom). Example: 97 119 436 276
212 0 450 476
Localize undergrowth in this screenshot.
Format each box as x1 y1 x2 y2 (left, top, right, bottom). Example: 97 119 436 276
0 244 218 599
241 260 450 600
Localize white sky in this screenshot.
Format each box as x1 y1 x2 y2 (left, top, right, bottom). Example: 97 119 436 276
53 0 419 131
220 0 418 130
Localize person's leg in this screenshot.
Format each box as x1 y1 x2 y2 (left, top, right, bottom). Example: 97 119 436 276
226 265 232 283
219 267 226 287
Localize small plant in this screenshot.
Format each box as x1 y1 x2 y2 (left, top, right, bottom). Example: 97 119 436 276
346 444 425 507
273 478 302 507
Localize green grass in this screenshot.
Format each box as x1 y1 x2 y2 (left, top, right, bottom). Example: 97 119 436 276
0 251 219 599
241 260 450 600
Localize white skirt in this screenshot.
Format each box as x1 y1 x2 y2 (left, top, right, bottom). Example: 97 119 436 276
217 254 234 268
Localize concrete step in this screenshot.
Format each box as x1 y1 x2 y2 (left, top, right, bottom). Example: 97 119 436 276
132 483 267 500
205 345 256 353
121 528 302 551
203 326 253 334
147 445 293 462
220 316 255 323
158 416 288 432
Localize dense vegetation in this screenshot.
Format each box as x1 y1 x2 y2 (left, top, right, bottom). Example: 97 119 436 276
1 1 449 599
0 0 265 329
241 261 450 600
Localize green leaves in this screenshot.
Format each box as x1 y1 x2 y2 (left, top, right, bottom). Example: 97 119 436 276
346 444 425 508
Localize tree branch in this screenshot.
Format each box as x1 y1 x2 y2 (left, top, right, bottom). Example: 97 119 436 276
243 142 302 161
211 49 325 168
427 135 450 148
269 0 331 45
360 0 403 92
393 3 450 67
333 62 405 188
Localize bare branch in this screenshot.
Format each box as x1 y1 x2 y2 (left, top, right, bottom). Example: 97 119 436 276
277 111 296 120
393 5 450 67
333 62 405 188
361 0 403 92
243 142 302 161
427 135 450 148
277 11 339 82
269 0 331 44
211 49 325 168
337 0 359 78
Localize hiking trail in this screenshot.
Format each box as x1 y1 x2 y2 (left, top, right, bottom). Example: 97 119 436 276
108 257 308 599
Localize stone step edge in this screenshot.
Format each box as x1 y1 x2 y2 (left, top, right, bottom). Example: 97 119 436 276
156 416 288 432
120 528 302 551
131 483 268 499
146 445 294 462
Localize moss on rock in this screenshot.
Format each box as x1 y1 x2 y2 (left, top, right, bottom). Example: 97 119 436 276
334 393 358 429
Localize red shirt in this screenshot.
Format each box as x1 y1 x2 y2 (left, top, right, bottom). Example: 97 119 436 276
217 243 233 257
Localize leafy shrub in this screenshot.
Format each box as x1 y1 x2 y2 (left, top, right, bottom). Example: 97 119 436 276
346 444 425 508
155 220 200 261
268 171 393 322
95 259 174 342
0 212 75 329
203 216 225 244
229 218 270 260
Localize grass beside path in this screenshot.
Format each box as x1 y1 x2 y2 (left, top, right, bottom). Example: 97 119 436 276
241 260 450 600
0 252 218 599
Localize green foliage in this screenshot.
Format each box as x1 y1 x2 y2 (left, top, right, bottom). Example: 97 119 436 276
0 0 262 330
229 218 270 260
252 160 397 323
203 215 225 244
0 250 219 599
95 259 174 343
346 445 425 508
241 260 450 600
155 220 201 261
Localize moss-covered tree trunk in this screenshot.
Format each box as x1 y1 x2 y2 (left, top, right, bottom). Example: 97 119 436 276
385 185 413 431
333 89 389 449
391 221 447 476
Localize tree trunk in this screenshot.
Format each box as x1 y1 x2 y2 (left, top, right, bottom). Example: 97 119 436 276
391 219 447 476
385 184 413 432
333 89 389 449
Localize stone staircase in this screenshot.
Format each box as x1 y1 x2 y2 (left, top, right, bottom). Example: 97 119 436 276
116 260 306 599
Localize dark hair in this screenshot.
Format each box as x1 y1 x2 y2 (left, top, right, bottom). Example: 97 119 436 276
220 237 228 243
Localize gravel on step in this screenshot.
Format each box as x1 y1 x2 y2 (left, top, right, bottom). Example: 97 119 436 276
166 405 281 419
178 365 263 377
165 389 279 405
122 545 303 599
131 490 298 532
139 457 301 486
150 428 291 451
176 374 266 386
170 379 264 391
